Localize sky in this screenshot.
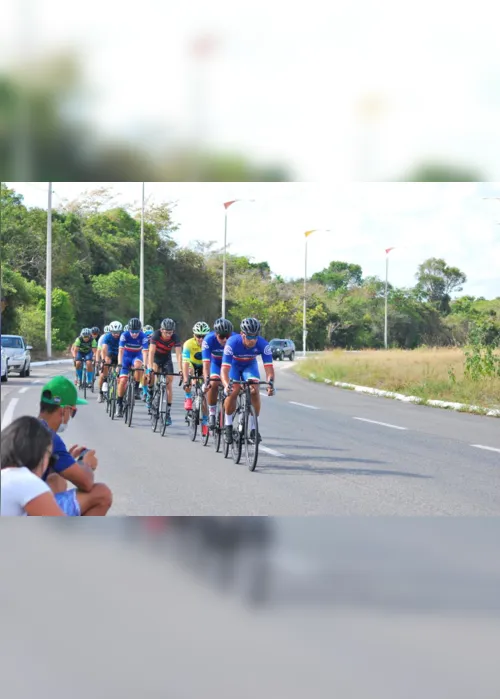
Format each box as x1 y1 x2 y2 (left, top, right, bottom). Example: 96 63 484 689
2 1 500 181
8 182 500 300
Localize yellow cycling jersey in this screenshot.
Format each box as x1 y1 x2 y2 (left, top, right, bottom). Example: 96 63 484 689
182 337 203 366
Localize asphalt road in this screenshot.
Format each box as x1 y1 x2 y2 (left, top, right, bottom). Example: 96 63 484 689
1 520 500 699
1 358 499 515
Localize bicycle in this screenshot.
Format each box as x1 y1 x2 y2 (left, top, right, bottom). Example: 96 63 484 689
227 378 274 471
206 377 225 453
76 355 93 400
150 370 183 436
104 365 119 417
122 366 145 428
185 375 206 443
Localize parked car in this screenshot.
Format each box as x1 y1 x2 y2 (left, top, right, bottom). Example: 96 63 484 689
269 338 296 361
1 348 8 383
1 335 32 377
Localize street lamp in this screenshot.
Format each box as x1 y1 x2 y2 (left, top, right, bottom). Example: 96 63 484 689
221 199 254 317
303 229 330 357
45 182 53 358
384 247 395 349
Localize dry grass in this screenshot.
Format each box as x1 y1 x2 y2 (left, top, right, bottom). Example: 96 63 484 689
296 347 500 411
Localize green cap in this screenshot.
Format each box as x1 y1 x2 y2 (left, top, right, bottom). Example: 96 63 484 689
40 376 88 406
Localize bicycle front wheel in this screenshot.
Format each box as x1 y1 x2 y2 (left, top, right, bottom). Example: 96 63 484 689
231 408 243 464
82 369 87 400
126 380 135 427
245 405 259 471
213 400 222 453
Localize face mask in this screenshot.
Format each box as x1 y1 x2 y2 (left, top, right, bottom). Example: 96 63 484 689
57 422 68 434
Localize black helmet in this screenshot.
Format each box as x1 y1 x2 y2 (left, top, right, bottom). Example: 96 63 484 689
128 317 142 332
161 318 176 331
214 318 233 336
240 317 261 336
91 326 100 335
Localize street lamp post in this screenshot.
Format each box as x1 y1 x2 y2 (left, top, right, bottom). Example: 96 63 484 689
140 182 145 324
221 199 254 318
384 247 395 349
45 182 53 358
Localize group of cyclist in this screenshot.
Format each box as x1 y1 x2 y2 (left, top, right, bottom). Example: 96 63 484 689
71 316 275 443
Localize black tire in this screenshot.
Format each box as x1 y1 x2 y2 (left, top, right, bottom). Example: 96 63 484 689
231 408 243 464
151 389 159 432
245 405 259 471
83 370 87 400
188 411 197 441
213 400 223 453
279 353 283 361
289 351 295 361
126 382 134 427
26 365 30 377
161 386 170 437
20 363 27 377
1 372 7 383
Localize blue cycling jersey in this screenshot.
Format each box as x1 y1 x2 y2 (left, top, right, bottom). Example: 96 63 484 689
119 330 149 354
102 332 120 355
202 331 238 366
222 334 273 367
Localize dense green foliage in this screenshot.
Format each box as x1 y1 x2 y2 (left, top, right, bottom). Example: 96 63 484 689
2 184 499 355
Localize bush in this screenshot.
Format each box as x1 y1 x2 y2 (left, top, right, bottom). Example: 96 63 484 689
17 306 65 352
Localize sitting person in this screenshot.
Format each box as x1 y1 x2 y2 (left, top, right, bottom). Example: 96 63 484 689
1 416 65 516
38 376 113 516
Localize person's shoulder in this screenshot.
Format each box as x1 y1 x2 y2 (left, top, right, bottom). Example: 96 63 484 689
227 333 240 345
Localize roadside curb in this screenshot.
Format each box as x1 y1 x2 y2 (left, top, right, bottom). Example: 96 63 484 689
306 374 500 418
31 359 73 367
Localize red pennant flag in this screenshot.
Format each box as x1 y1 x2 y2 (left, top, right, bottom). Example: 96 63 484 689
385 247 395 254
224 200 238 209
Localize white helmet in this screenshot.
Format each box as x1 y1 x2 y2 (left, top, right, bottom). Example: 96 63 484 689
104 325 110 333
109 321 123 333
124 324 129 332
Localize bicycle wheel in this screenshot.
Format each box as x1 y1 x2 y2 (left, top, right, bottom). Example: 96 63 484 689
110 379 117 420
213 398 222 453
82 368 87 400
161 384 171 437
231 407 243 464
189 391 199 441
126 379 135 427
201 397 209 447
245 404 259 471
151 386 160 432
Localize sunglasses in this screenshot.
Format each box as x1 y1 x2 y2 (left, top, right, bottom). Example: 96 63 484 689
65 406 77 418
244 334 258 340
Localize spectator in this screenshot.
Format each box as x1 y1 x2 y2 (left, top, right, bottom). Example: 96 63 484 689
38 376 113 516
1 416 65 516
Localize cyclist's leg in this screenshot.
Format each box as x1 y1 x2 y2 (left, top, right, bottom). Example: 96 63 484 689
224 365 242 442
85 356 94 386
164 358 174 424
117 354 132 415
99 356 110 392
243 362 262 440
207 361 221 428
133 358 143 397
75 352 84 385
183 363 195 410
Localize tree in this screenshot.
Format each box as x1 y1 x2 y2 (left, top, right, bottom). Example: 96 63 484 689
415 257 467 313
311 261 363 293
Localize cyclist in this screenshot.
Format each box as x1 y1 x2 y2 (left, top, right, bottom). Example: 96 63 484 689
202 318 237 430
98 321 122 403
72 328 97 388
96 325 109 368
116 317 148 418
141 325 155 401
147 318 182 424
182 321 210 434
221 317 275 444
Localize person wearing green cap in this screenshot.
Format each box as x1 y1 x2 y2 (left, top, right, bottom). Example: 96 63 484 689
38 376 113 516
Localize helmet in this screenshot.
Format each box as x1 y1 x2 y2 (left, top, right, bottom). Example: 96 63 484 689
81 327 91 337
213 318 233 336
104 325 110 333
128 317 142 332
193 321 210 336
143 324 154 335
240 317 261 336
109 320 123 333
124 324 129 332
91 326 100 335
161 318 176 331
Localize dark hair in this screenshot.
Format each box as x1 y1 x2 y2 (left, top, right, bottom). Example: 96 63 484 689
1 416 52 471
39 390 61 415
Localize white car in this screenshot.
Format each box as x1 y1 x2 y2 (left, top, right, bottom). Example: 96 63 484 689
1 335 32 377
1 348 7 383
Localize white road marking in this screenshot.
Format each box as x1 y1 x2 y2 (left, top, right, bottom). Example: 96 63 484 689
353 417 408 431
19 387 30 394
289 401 319 410
260 392 268 397
471 444 500 454
1 398 19 429
260 446 286 458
